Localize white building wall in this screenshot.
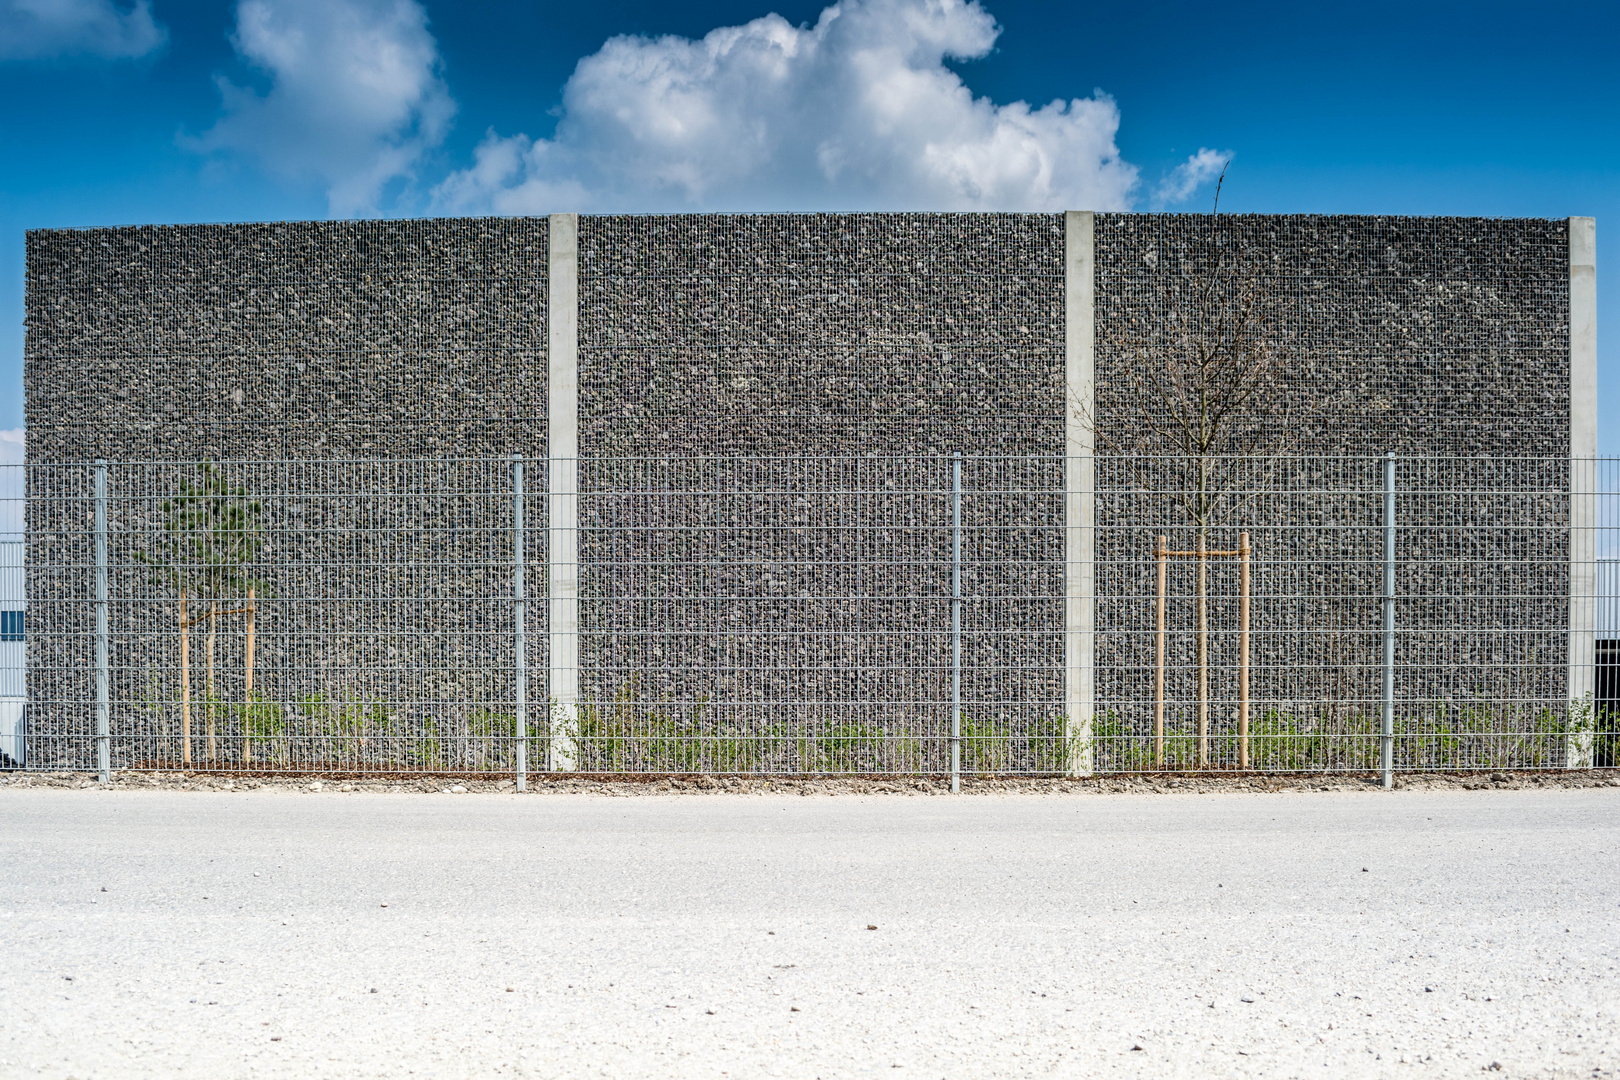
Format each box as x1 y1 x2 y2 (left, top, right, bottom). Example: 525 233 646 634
2 463 24 765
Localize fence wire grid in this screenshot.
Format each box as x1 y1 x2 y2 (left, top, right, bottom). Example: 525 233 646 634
3 455 1617 776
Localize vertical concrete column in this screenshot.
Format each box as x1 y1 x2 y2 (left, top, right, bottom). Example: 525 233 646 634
548 213 580 771
1064 211 1096 776
1568 216 1597 767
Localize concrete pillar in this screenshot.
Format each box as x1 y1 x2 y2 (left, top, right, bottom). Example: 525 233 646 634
1568 216 1596 767
548 213 580 770
1065 211 1096 776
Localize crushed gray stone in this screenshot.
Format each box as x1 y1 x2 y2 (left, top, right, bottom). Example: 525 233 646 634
1 769 1615 796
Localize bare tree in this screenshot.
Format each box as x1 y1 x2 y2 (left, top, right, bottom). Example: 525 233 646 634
1079 167 1312 766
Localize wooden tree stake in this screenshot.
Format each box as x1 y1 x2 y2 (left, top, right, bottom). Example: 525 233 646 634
1154 535 1167 768
205 600 218 762
179 586 191 766
1239 532 1251 770
244 586 256 764
1197 532 1209 767
1153 535 1255 771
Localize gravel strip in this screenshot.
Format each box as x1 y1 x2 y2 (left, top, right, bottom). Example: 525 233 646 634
0 787 1616 1078
2 768 1617 796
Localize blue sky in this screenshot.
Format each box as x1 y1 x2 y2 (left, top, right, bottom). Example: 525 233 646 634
2 0 1617 452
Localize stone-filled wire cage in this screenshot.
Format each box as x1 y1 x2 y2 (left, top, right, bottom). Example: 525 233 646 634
23 218 549 462
1092 215 1572 462
1085 213 1585 771
577 214 1064 460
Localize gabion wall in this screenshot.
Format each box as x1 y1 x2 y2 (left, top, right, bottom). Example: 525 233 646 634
577 214 1063 457
23 219 550 769
1091 215 1573 768
26 213 1567 461
575 215 1064 768
25 218 549 462
22 213 1575 772
1093 214 1571 458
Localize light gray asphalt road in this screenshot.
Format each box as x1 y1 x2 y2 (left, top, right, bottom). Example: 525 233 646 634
0 789 1616 1079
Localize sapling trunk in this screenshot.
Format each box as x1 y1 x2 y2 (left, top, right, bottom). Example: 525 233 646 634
1192 423 1214 768
1154 535 1168 769
1196 529 1209 767
1238 533 1252 771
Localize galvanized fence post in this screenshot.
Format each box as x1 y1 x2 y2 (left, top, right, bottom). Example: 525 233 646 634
1382 453 1396 790
514 454 527 793
950 453 962 794
94 459 109 784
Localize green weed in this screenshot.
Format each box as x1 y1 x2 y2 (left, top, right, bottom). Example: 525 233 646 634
577 679 763 772
956 712 1071 775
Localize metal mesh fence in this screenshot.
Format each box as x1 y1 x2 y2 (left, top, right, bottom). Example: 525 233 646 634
4 455 1615 775
1 461 21 767
576 455 1061 774
17 458 546 774
1095 456 1584 772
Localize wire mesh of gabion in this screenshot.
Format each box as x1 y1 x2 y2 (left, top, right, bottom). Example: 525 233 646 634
1092 214 1571 461
577 214 1065 463
24 218 549 464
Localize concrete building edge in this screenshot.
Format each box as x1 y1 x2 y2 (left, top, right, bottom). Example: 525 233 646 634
548 213 580 771
1065 211 1096 776
1569 216 1597 767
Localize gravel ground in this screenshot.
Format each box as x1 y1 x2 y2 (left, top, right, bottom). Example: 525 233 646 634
4 768 1618 796
0 787 1616 1079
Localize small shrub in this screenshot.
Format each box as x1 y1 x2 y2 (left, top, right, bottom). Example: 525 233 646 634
467 707 517 771
802 721 882 773
577 679 764 772
956 713 1070 775
240 693 286 764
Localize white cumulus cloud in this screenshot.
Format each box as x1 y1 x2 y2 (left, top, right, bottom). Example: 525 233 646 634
432 0 1137 213
0 0 165 60
0 429 22 466
194 0 455 216
1153 147 1230 208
